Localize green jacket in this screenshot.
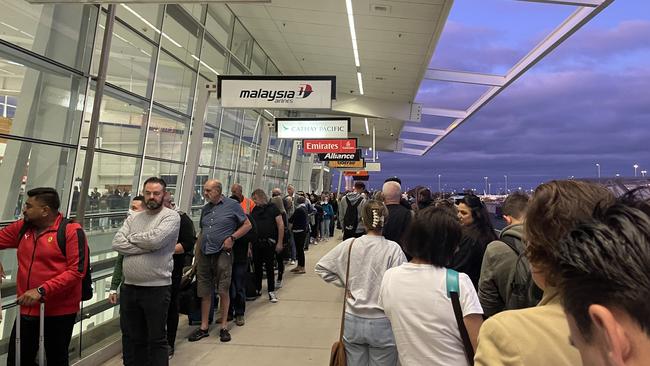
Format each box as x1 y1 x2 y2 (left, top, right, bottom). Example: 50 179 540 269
109 254 124 291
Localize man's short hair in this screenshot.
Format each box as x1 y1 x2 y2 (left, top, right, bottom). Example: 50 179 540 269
354 181 366 190
251 188 268 203
132 195 145 202
556 190 650 341
384 176 402 185
27 187 60 211
143 176 167 190
296 195 306 204
382 181 401 202
502 192 529 220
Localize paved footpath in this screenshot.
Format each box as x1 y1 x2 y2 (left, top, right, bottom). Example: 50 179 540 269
103 234 344 366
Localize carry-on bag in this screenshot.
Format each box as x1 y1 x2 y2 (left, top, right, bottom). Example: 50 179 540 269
16 301 46 366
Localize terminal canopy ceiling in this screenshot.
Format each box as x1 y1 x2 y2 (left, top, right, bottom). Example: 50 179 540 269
229 0 613 155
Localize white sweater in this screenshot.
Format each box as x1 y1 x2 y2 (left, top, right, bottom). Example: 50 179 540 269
315 235 406 318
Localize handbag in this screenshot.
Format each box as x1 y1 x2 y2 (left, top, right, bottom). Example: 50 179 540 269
330 239 356 366
446 268 475 365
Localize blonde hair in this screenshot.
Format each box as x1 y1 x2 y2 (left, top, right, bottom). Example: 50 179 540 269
361 200 388 231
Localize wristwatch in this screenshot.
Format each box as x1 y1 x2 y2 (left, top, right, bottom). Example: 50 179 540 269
229 235 237 242
109 290 118 295
37 286 46 297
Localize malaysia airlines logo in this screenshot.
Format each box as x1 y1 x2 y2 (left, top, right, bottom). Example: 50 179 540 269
239 83 315 104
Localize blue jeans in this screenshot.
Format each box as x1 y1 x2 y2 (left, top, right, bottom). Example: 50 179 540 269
321 218 331 238
343 314 398 366
229 261 247 316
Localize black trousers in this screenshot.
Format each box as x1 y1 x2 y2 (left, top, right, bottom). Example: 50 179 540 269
275 250 285 281
120 284 171 366
293 231 307 267
7 313 77 366
253 244 276 293
166 276 181 348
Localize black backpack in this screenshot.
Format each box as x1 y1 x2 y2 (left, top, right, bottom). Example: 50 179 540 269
343 196 362 238
19 219 93 301
501 235 543 310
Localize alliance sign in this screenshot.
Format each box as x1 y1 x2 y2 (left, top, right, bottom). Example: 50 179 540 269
276 118 350 139
217 75 336 109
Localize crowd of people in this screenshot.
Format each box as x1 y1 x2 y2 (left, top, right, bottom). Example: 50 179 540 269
1 175 649 366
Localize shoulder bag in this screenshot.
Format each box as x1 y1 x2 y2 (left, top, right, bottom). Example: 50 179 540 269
330 239 356 366
447 268 475 365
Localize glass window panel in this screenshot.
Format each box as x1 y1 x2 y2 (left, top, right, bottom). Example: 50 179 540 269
242 110 260 144
116 4 164 43
231 19 252 65
0 1 96 72
238 143 257 175
142 159 183 198
205 4 232 48
220 109 242 135
154 51 196 115
0 53 86 145
161 5 201 69
250 42 266 75
200 123 217 167
146 107 188 162
235 171 252 196
200 34 227 82
81 87 149 155
191 166 210 208
266 61 281 75
215 133 235 169
0 140 77 221
181 4 204 23
93 12 156 97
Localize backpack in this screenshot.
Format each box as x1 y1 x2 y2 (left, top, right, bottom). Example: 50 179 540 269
343 196 362 238
19 219 93 301
501 235 543 310
251 204 280 244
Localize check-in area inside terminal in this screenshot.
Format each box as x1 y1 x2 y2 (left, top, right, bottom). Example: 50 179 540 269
1 0 643 365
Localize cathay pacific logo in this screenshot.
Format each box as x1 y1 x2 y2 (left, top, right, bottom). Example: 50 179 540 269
239 84 314 104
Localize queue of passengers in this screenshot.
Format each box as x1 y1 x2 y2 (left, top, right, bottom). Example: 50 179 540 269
316 177 650 366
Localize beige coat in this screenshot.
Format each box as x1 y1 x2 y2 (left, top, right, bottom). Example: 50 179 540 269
474 287 580 366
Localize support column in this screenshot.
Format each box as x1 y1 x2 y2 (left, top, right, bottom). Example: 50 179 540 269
252 118 270 191
179 83 213 213
317 163 324 193
286 140 300 189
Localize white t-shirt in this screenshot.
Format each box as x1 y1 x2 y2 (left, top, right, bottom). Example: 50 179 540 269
379 263 483 366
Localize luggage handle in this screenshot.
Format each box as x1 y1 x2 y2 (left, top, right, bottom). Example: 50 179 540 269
16 301 45 366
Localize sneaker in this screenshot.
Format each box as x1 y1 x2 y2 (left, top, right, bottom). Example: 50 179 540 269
290 266 300 273
295 266 306 274
235 315 245 326
219 328 231 342
269 291 279 303
188 328 209 342
290 260 296 265
168 347 174 359
275 279 283 288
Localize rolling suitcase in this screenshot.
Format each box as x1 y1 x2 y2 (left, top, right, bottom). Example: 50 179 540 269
16 302 46 366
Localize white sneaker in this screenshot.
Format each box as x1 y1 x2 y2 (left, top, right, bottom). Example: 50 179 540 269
269 291 279 303
275 279 283 289
290 260 296 265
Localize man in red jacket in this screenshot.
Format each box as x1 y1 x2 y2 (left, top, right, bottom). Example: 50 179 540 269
0 187 88 366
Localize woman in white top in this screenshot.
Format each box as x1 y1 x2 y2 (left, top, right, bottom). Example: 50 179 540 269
379 206 484 366
316 200 406 366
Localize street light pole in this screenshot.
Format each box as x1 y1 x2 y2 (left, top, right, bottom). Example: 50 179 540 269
504 175 508 194
484 176 488 196
634 164 639 177
596 163 600 178
438 174 441 194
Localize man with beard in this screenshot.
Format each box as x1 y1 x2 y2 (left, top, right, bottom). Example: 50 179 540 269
0 187 89 366
112 177 180 365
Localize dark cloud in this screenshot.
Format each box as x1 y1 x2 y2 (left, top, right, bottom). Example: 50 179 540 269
370 17 650 192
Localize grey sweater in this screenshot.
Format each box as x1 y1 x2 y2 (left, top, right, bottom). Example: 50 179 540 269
112 207 180 287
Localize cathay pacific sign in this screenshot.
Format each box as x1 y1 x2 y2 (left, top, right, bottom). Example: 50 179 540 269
217 75 336 109
275 118 350 139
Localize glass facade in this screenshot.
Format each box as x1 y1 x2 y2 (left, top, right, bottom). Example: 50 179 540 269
0 2 292 361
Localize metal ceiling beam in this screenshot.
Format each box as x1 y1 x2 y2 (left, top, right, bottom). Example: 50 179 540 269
331 93 422 122
516 0 602 7
424 69 506 87
406 1 614 156
401 126 446 135
422 107 467 119
400 138 434 147
397 147 424 156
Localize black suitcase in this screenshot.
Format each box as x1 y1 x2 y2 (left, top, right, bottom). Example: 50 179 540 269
245 259 259 301
187 283 216 326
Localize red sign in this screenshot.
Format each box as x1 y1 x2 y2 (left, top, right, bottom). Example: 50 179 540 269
303 139 357 153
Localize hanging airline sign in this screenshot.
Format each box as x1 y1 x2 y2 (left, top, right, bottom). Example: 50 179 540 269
217 75 336 109
364 162 382 172
329 159 365 169
318 149 362 161
303 138 357 154
276 118 350 139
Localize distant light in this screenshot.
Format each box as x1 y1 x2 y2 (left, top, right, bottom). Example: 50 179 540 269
357 72 364 95
364 118 369 135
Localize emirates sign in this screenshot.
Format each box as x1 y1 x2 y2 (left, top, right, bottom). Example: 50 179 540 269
302 139 357 154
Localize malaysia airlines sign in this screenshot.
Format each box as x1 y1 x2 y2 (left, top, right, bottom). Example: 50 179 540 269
276 118 350 139
303 139 357 154
217 75 336 109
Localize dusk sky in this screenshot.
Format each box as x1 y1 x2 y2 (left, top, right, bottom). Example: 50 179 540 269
363 0 650 193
